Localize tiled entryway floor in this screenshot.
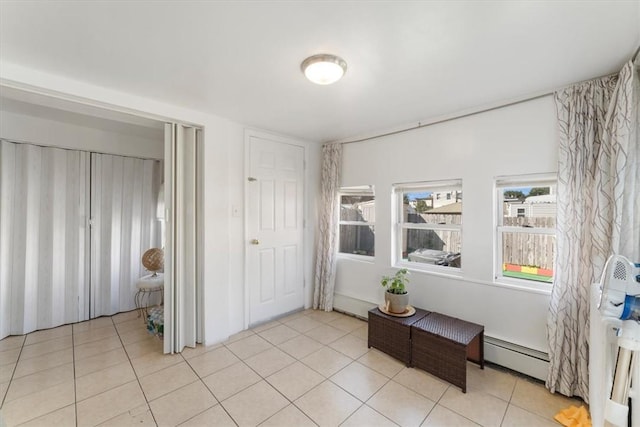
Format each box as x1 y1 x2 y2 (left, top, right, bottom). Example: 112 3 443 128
0 309 582 426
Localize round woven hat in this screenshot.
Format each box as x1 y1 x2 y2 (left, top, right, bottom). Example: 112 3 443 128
142 248 164 272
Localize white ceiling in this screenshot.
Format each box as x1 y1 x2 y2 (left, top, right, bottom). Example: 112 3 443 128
0 1 638 143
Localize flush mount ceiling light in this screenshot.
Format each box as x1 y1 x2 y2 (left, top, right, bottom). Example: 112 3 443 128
301 54 347 85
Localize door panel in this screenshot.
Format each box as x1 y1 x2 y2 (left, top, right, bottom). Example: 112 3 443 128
259 248 276 303
248 136 304 325
283 245 297 295
260 180 276 231
284 181 298 229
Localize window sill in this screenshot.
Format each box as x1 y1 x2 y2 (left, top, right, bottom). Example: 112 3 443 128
492 276 553 295
392 262 553 296
394 260 463 279
337 253 375 264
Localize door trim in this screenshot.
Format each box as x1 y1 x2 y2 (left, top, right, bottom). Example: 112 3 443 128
243 130 306 329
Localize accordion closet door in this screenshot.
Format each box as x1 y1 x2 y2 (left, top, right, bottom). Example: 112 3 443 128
0 140 162 340
90 152 162 318
0 140 90 338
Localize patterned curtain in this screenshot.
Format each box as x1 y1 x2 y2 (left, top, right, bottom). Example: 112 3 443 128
605 61 640 261
547 60 640 401
313 143 342 311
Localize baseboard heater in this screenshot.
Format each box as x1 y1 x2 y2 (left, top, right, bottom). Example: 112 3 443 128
484 336 549 381
332 293 549 381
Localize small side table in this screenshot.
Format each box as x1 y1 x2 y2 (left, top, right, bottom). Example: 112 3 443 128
135 273 164 320
368 307 430 366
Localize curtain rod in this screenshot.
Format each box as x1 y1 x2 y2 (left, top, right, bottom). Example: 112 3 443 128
336 69 622 146
339 93 550 145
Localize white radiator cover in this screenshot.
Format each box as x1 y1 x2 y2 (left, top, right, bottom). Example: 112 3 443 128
483 336 549 381
333 293 549 381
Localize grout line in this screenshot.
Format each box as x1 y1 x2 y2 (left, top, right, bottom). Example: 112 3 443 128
111 314 160 426
499 405 509 427
71 323 78 427
508 375 517 403
0 335 26 409
220 313 361 425
180 352 239 427
240 348 320 425
1 333 76 425
417 406 433 427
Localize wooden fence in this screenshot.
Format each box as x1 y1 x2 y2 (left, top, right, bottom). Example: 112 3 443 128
404 212 461 254
502 217 555 269
340 207 375 255
340 209 555 269
339 224 375 255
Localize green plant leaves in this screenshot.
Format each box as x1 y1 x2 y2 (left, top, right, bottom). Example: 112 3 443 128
380 268 410 294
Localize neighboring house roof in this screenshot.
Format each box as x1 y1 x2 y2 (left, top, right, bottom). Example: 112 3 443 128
426 202 462 214
525 195 556 204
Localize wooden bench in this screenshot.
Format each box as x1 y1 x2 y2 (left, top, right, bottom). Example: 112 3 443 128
367 307 430 366
411 313 484 393
367 307 484 392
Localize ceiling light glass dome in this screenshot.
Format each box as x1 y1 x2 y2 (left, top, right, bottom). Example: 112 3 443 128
301 54 347 85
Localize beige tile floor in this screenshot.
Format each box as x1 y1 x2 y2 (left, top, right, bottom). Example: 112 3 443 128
0 309 582 426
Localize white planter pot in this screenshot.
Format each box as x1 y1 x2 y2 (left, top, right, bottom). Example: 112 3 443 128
385 291 409 314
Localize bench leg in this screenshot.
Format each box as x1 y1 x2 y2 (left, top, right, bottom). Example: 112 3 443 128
467 332 484 368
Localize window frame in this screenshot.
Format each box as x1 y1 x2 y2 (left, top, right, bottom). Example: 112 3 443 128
393 180 463 274
495 174 557 291
337 186 375 260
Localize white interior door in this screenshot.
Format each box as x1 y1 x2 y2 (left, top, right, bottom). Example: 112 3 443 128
247 136 304 326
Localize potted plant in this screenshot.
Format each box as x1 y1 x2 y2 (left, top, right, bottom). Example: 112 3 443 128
381 268 410 313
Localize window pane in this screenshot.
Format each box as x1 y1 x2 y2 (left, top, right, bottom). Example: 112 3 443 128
501 232 554 283
340 195 375 222
401 229 461 268
339 224 375 256
501 186 555 228
402 190 462 225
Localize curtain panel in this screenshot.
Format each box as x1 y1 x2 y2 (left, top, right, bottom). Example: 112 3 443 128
605 61 640 262
548 60 640 401
313 143 342 311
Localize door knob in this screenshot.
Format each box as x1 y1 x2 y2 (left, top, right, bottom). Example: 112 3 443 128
250 239 260 245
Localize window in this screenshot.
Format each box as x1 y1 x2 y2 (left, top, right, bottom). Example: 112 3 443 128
496 175 557 285
394 181 462 270
338 187 375 257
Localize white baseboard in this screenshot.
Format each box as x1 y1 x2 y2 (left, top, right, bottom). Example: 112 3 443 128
333 292 549 382
333 293 376 319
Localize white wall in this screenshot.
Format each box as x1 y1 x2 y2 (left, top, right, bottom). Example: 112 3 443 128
0 62 321 346
0 109 163 159
335 96 558 353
